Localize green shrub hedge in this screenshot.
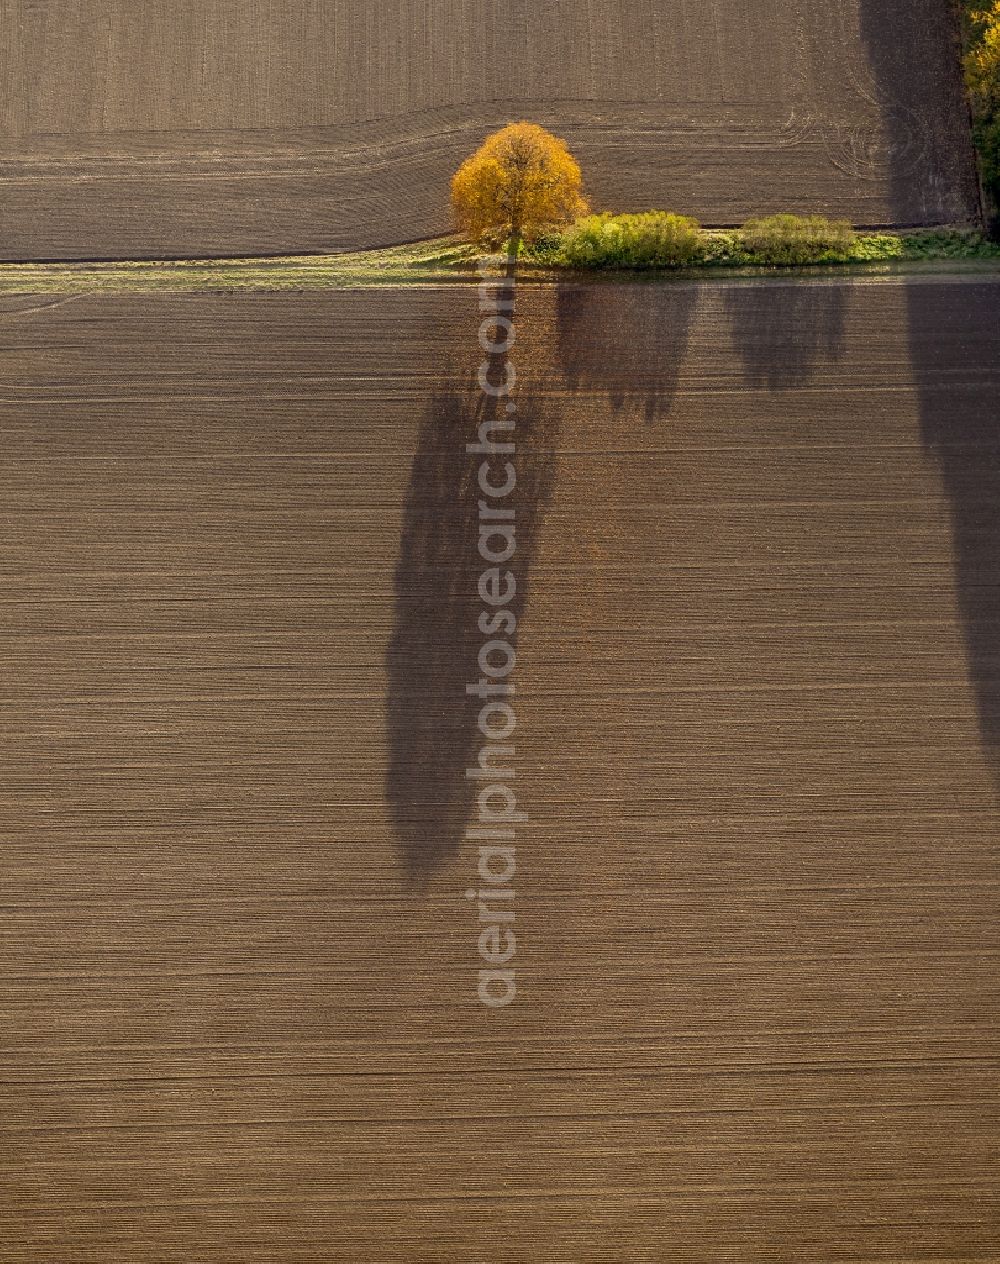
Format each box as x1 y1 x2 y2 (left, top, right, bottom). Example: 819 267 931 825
558 211 705 268
737 214 857 265
526 214 997 272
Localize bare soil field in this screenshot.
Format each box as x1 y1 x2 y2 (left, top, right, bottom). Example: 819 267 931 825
1 275 998 1259
0 0 980 260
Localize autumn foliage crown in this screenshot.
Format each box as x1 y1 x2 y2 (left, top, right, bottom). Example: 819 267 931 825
451 122 588 247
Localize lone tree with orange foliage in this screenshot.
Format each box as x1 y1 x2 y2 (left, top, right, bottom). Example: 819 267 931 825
451 122 588 250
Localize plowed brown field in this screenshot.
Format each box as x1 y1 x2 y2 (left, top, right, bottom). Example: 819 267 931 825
0 0 980 259
2 275 998 1259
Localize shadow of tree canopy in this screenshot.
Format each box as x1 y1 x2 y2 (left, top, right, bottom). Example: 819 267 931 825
856 0 980 224
857 0 1000 781
555 281 697 422
909 281 1000 781
385 371 559 882
723 281 848 391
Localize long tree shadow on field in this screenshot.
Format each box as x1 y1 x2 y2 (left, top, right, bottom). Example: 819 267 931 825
858 0 1000 783
555 282 697 421
385 371 559 882
856 0 980 224
908 282 1000 783
723 281 848 391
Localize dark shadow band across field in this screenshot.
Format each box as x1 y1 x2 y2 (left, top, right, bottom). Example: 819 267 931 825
859 0 1000 783
385 303 559 879
909 281 1000 781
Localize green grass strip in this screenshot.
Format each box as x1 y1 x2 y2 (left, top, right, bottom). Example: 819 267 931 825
2 229 998 295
